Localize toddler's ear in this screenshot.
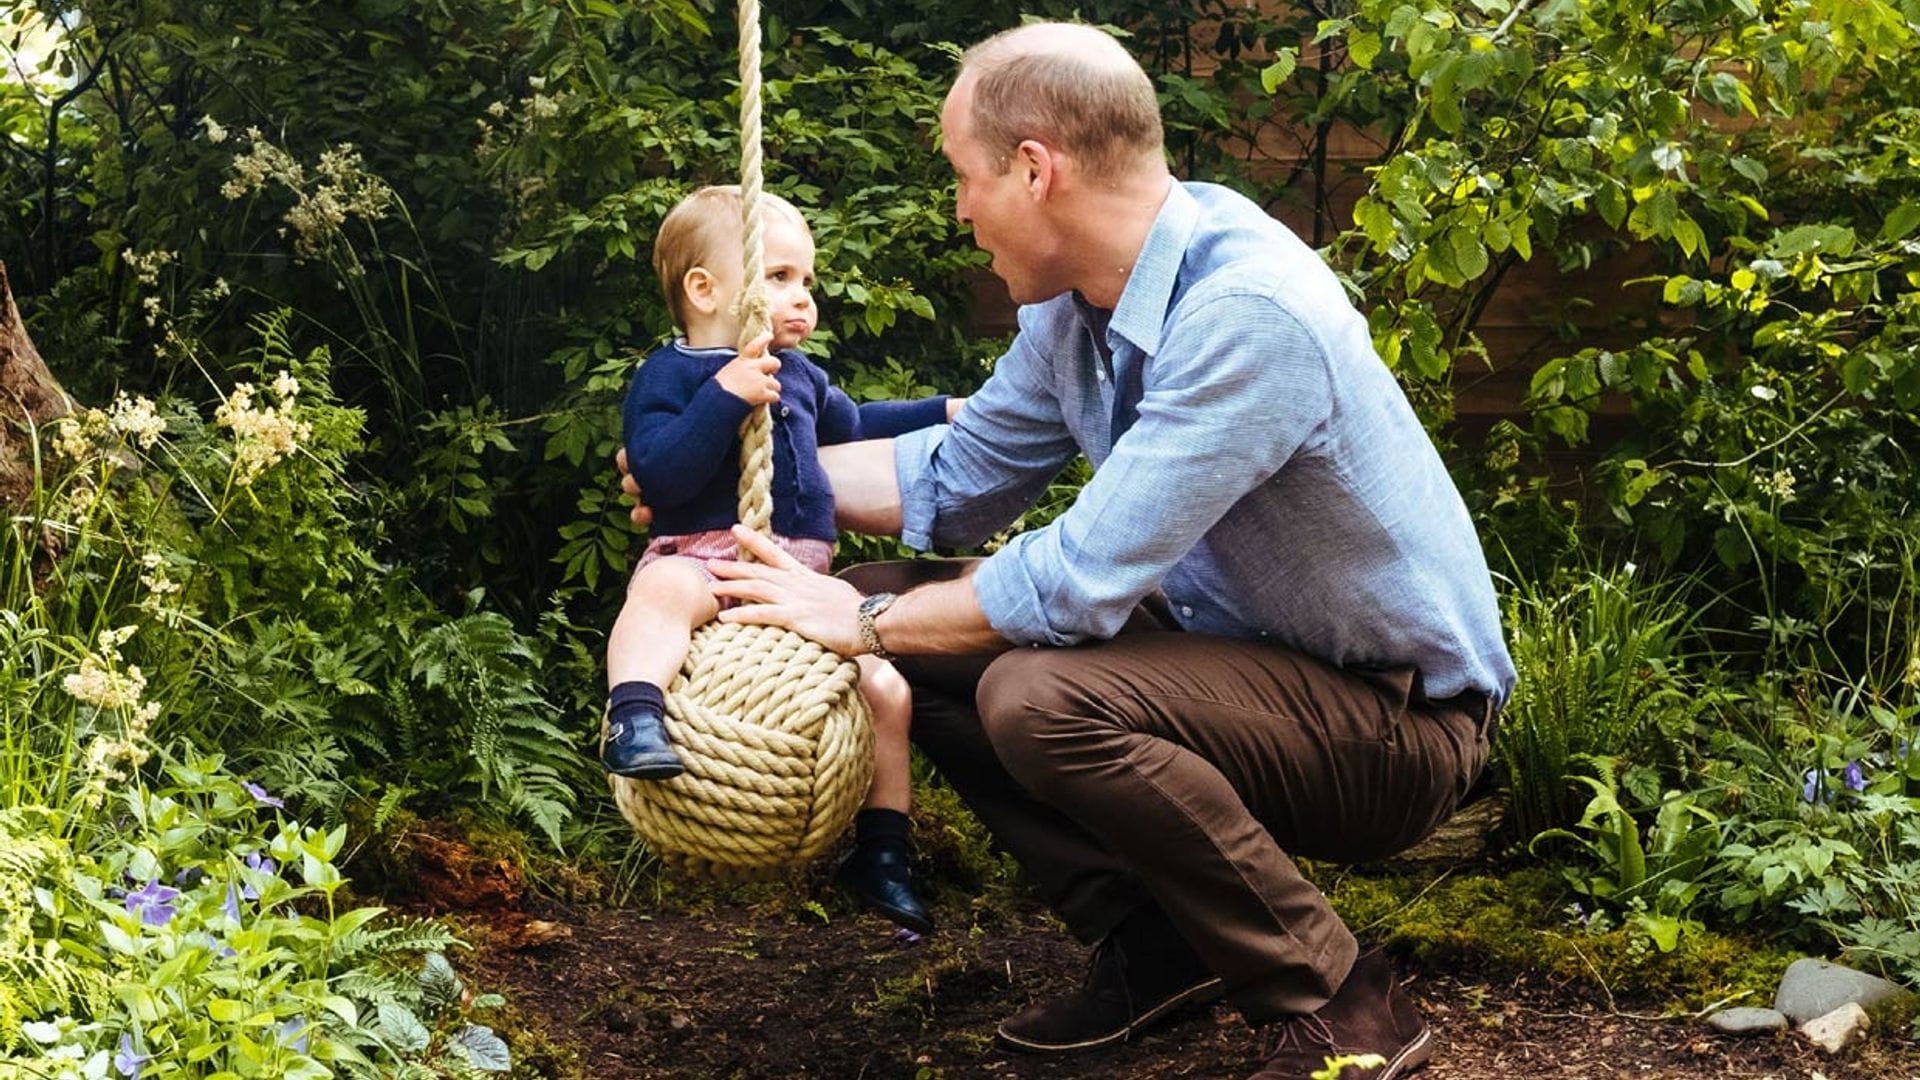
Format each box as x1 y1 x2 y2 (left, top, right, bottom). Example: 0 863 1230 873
683 267 721 315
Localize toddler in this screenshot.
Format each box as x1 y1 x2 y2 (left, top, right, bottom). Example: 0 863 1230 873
605 185 958 933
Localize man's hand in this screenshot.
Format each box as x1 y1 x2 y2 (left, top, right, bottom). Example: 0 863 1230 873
614 446 651 529
709 525 867 655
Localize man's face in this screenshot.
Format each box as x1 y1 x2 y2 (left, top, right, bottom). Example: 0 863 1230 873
940 76 1064 305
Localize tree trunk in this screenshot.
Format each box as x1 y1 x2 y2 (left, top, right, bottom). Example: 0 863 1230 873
0 260 74 510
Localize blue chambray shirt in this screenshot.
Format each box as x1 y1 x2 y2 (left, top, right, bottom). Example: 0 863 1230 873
894 181 1516 705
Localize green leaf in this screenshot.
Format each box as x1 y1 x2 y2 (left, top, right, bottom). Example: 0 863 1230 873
1880 202 1920 242
377 1002 431 1053
450 1026 513 1072
1260 50 1298 93
420 951 464 1012
1449 227 1489 280
1596 183 1627 230
1348 31 1382 70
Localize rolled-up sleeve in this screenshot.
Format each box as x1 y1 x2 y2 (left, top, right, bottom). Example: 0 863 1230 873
897 319 1080 553
973 290 1333 645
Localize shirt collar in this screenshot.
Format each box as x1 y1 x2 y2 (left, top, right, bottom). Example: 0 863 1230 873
1103 180 1198 357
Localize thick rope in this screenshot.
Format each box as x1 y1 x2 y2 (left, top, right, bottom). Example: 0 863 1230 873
731 0 774 548
610 0 873 880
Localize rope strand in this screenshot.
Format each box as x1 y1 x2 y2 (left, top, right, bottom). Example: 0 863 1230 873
732 0 774 553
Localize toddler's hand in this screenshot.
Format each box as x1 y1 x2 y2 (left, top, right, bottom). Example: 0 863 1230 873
715 332 780 406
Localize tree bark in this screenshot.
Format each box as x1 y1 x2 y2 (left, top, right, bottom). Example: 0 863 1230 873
0 260 74 510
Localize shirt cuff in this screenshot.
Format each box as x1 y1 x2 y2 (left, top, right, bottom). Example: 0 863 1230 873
893 426 945 551
971 532 1052 646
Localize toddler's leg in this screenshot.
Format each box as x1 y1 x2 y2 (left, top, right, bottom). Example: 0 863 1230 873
602 558 722 780
835 658 932 933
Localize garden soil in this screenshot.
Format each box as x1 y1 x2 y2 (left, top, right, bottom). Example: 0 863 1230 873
464 898 1920 1079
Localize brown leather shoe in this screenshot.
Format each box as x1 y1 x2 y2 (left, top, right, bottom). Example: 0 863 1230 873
995 907 1223 1053
1248 948 1431 1079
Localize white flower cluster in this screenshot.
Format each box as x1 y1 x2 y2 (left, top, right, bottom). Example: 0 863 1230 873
222 131 393 261
474 75 567 162
137 551 189 629
62 625 147 710
51 410 105 462
64 626 159 808
1755 468 1797 502
123 248 175 287
220 128 304 199
50 393 166 461
108 393 166 449
214 373 311 483
139 551 181 601
201 114 228 144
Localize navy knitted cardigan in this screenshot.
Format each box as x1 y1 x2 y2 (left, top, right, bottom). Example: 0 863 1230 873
622 341 949 542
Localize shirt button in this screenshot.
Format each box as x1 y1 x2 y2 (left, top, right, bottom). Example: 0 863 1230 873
1180 605 1194 618
780 405 791 417
1096 367 1107 381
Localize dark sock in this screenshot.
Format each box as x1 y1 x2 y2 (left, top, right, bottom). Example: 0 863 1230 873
608 680 666 725
854 808 912 851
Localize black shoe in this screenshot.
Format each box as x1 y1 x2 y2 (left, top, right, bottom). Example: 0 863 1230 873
995 907 1223 1054
835 844 933 934
601 709 684 780
1249 948 1431 1079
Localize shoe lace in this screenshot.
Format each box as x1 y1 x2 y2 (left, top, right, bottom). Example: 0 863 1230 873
1266 1012 1338 1058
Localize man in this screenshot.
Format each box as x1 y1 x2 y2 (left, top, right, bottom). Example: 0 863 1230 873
621 21 1514 1079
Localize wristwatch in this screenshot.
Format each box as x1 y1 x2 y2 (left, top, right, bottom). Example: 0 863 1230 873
856 592 898 660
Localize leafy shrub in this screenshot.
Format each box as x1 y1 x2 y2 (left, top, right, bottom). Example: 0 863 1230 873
0 754 508 1078
1495 563 1701 839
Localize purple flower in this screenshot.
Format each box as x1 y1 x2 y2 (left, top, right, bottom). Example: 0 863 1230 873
1842 760 1869 792
223 883 242 922
114 1033 148 1078
241 852 277 900
1802 768 1823 804
278 1017 309 1054
124 879 180 928
241 781 284 809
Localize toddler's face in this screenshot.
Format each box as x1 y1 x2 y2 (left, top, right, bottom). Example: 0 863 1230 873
759 217 818 350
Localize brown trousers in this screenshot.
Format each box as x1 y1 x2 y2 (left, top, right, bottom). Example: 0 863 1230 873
842 560 1493 1020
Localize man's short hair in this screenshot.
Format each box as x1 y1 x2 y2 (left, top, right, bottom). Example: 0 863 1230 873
959 23 1164 178
652 185 806 330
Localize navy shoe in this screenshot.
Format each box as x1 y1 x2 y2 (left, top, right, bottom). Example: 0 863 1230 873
836 843 933 934
601 709 684 780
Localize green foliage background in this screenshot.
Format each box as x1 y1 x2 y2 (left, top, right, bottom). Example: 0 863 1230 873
5 0 1920 997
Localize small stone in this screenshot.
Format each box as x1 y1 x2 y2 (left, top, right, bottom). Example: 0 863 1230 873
1799 1002 1870 1054
1776 957 1910 1023
600 1004 637 1034
1706 1007 1789 1036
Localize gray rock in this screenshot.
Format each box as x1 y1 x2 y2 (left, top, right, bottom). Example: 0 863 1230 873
1775 957 1910 1023
1705 1007 1789 1035
1800 1002 1870 1054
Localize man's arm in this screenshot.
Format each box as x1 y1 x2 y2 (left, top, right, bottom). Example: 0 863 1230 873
818 439 904 536
708 526 1006 656
618 437 903 534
